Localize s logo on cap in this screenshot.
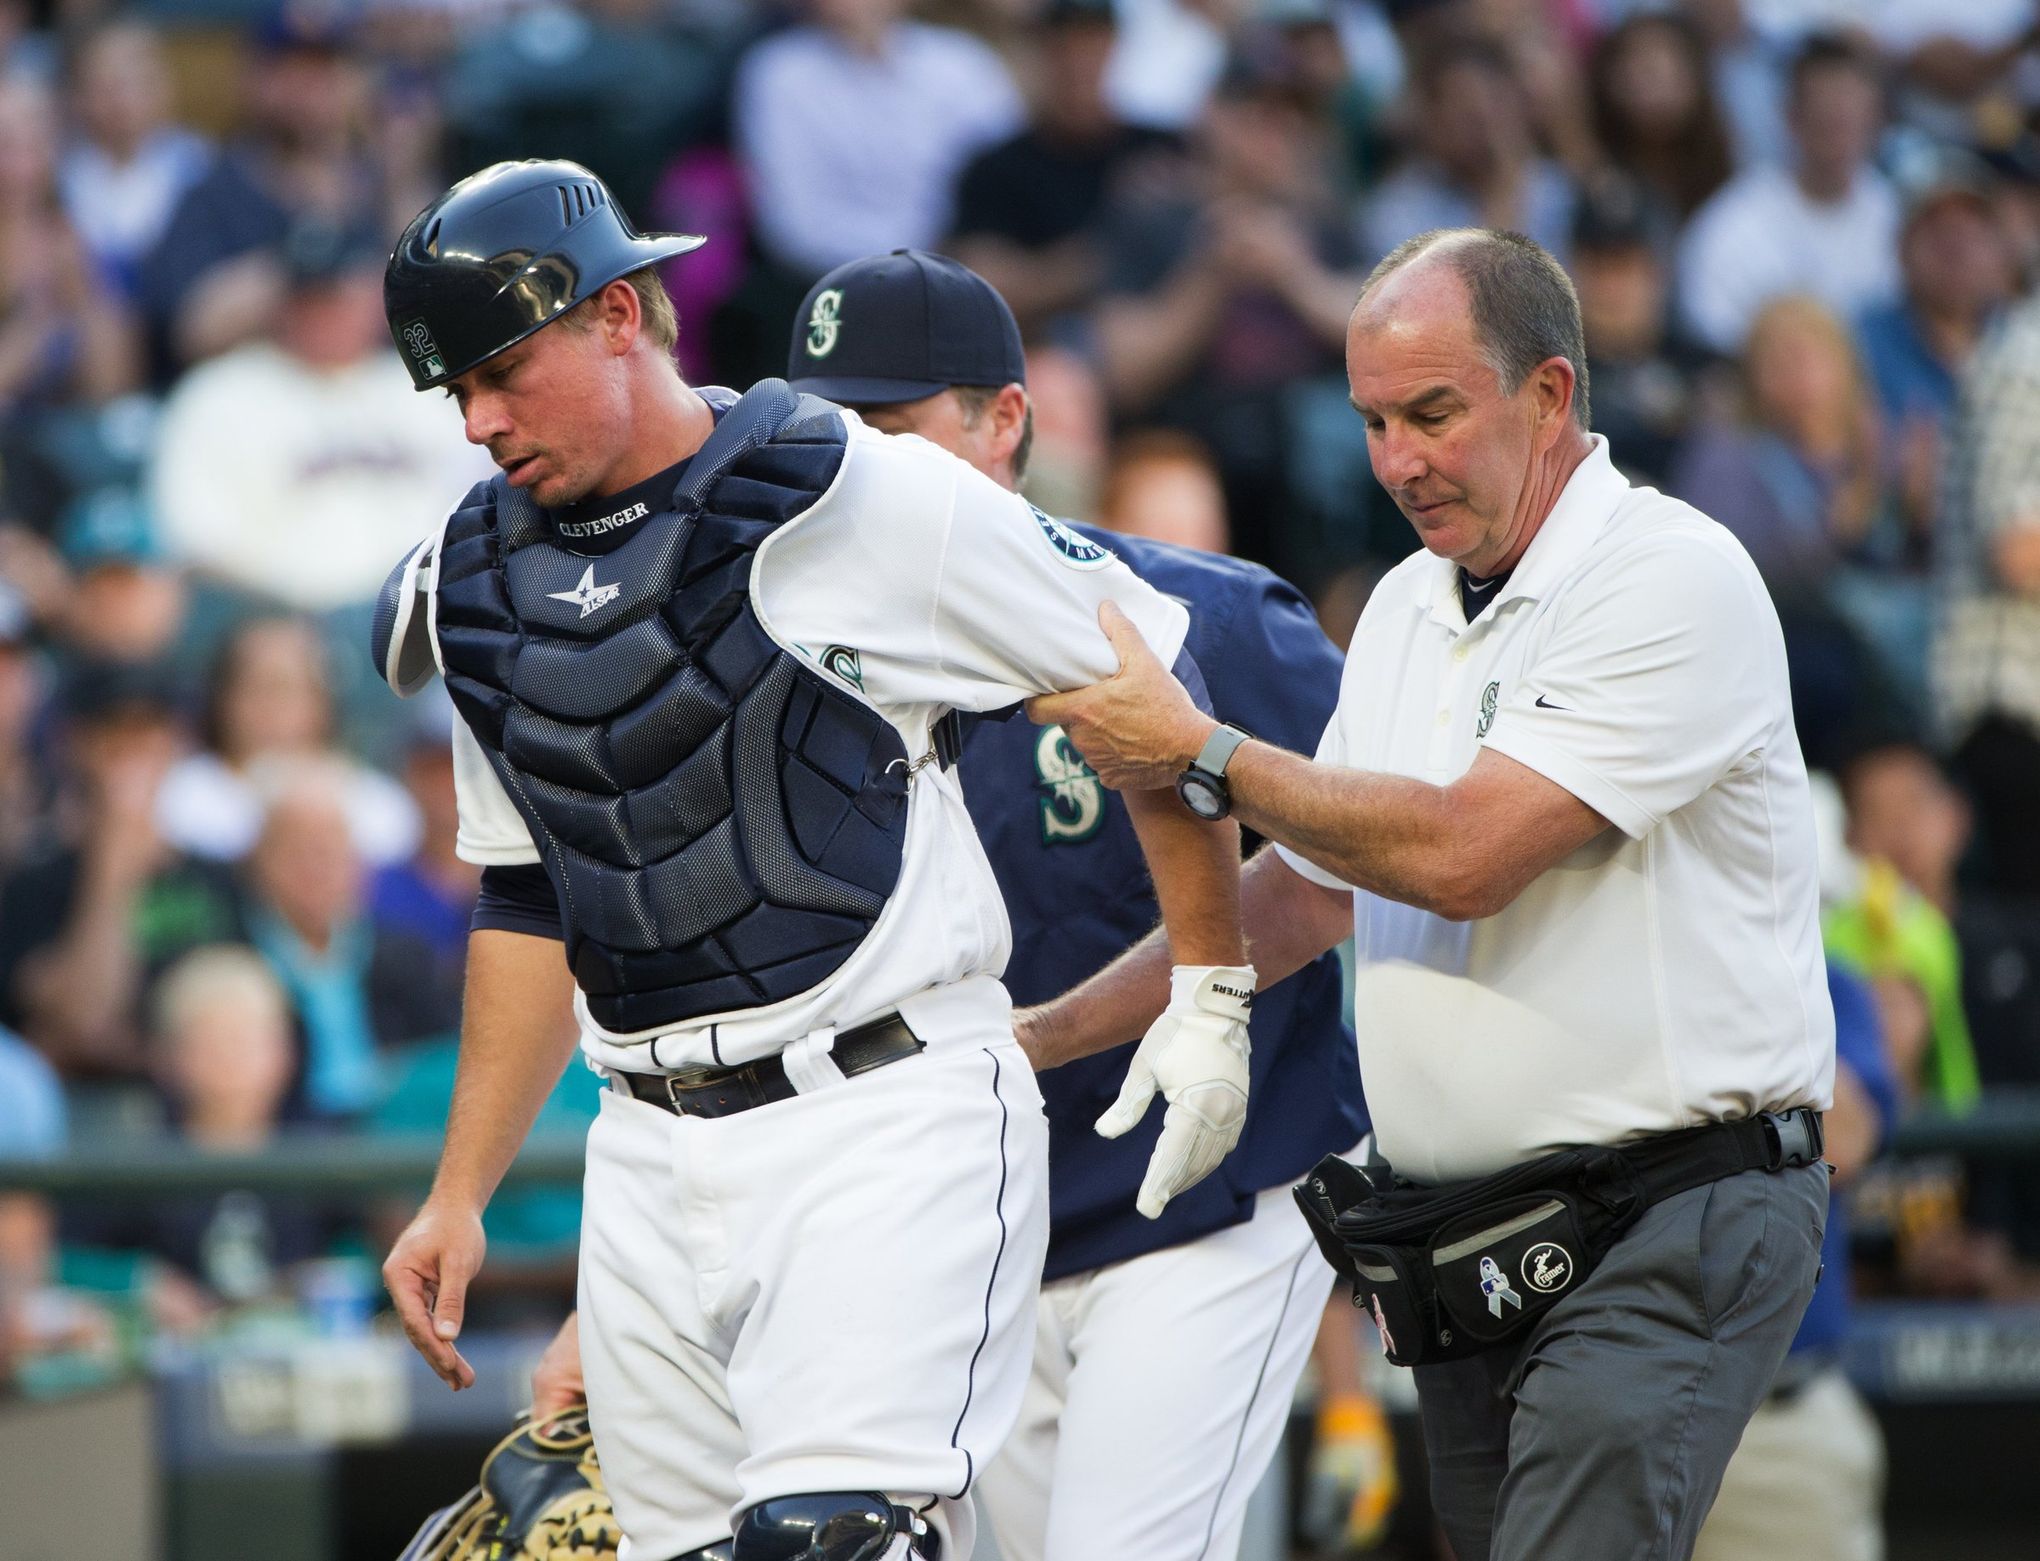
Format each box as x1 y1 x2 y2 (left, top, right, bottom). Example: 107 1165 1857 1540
806 289 843 358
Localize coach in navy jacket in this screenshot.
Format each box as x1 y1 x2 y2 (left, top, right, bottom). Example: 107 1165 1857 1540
964 520 1368 1280
785 248 1370 1561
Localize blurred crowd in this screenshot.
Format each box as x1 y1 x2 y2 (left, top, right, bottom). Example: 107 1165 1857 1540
0 0 2036 1476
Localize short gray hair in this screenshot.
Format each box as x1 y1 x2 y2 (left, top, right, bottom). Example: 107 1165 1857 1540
953 382 1035 482
1360 229 1590 427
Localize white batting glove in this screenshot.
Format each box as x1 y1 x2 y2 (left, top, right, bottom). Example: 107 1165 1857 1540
1097 965 1255 1219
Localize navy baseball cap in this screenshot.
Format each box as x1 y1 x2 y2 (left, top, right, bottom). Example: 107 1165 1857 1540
1571 177 1656 253
279 217 385 289
787 249 1025 405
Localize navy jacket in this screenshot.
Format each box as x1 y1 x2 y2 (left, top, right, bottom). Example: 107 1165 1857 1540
962 525 1367 1280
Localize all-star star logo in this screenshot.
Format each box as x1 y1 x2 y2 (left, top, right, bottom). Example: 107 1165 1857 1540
548 564 622 619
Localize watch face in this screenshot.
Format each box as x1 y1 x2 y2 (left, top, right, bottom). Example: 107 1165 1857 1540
1176 770 1229 821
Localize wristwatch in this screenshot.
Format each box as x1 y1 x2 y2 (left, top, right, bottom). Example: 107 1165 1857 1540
1176 724 1253 820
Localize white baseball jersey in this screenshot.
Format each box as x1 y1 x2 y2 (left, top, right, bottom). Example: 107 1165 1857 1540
426 411 1189 1073
1278 437 1835 1185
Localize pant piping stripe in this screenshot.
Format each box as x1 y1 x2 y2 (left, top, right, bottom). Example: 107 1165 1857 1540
1195 1242 1316 1561
949 1046 1014 1498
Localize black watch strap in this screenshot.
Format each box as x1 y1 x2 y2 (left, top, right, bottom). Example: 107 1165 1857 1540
1190 724 1252 781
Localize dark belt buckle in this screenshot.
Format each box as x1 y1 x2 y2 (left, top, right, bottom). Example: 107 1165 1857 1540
1759 1107 1824 1170
665 1063 771 1118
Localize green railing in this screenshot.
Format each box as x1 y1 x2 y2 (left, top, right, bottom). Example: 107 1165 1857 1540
4 1087 2039 1196
0 1131 586 1195
1887 1085 2040 1158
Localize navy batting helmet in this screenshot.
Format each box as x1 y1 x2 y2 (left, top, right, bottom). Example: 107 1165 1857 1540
384 159 705 392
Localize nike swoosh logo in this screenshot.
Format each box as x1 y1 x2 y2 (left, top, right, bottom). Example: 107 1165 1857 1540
1534 694 1570 711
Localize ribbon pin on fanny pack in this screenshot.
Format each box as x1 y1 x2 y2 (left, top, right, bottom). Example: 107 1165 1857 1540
1477 1255 1521 1318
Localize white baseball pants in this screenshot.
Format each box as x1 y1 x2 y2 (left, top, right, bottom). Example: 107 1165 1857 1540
578 1039 1050 1561
975 1184 1332 1561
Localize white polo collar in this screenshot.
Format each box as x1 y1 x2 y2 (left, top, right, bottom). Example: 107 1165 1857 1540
1421 434 1627 633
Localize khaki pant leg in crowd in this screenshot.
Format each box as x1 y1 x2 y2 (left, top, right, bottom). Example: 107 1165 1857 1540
1690 1366 1885 1561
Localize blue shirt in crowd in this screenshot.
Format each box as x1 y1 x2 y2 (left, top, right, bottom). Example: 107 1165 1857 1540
961 524 1368 1281
1792 960 1899 1356
1857 301 1966 430
0 1026 66 1156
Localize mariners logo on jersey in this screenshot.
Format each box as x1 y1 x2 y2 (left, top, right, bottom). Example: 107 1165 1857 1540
548 563 623 619
1029 504 1113 571
817 643 865 690
1035 724 1105 845
1476 679 1500 739
805 289 844 358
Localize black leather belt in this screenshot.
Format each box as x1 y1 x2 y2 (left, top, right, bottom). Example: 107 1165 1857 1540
616 1012 923 1119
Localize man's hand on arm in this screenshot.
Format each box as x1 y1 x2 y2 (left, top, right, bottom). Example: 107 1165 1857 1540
383 929 581 1391
1032 610 1607 924
1025 601 1216 791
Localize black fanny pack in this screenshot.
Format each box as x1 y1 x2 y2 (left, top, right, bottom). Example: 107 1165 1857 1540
1294 1109 1825 1368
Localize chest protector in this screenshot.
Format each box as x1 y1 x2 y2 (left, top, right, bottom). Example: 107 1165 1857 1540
432 380 909 1034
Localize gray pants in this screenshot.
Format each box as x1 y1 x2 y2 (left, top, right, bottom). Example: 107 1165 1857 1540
1413 1161 1828 1561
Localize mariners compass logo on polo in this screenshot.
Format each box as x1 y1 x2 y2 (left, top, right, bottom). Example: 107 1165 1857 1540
1476 679 1500 739
805 288 843 358
548 564 622 619
818 644 865 690
400 319 445 380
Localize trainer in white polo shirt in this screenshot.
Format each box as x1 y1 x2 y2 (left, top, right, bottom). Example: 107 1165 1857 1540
1282 426 1830 1185
1023 227 1833 1561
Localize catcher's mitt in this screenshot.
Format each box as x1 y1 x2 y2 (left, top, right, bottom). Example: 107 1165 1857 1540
398 1404 621 1561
